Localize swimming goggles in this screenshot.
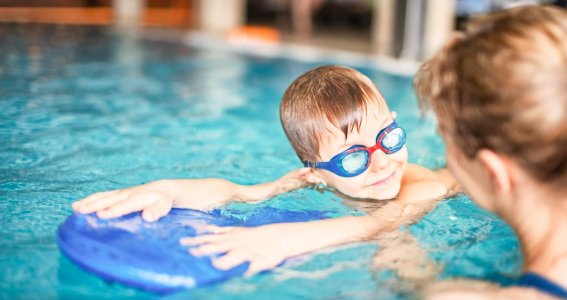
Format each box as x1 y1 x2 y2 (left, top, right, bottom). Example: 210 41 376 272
303 121 406 177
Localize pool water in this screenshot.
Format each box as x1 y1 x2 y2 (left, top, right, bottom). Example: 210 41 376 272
0 24 522 299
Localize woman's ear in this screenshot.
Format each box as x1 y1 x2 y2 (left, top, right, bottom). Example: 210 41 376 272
477 149 512 195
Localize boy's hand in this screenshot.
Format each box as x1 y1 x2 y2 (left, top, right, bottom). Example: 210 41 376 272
272 168 311 194
180 223 303 276
72 181 174 222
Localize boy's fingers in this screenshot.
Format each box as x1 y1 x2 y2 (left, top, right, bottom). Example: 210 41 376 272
244 261 271 277
72 190 117 210
76 190 131 214
180 234 223 246
190 242 232 256
212 250 248 270
142 198 172 222
202 225 235 234
97 193 154 219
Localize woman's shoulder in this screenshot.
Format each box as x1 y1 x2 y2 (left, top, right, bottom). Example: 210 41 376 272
423 279 557 300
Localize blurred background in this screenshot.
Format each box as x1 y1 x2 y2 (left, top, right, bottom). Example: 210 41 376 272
1 0 566 63
3 1 566 298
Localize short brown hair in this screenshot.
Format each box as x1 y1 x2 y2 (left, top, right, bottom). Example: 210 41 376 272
280 66 385 162
415 6 567 187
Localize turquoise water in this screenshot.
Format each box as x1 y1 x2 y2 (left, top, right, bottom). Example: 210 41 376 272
0 24 521 299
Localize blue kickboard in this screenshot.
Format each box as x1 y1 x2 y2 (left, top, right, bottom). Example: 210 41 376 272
57 208 329 294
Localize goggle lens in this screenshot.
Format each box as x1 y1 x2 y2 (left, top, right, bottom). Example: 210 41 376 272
381 127 405 152
340 151 369 174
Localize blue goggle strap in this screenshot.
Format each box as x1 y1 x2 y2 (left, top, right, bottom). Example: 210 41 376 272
304 159 359 177
303 160 337 172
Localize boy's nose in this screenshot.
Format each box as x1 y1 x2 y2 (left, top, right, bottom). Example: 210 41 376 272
369 150 390 171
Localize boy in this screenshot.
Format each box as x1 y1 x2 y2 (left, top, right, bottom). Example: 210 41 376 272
73 66 456 275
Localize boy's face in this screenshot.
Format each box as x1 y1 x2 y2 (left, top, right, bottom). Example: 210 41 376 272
311 107 408 200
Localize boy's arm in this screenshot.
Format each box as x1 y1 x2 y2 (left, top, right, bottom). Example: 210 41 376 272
182 215 379 275
72 168 310 221
166 168 310 209
183 211 431 275
183 164 451 274
234 168 311 203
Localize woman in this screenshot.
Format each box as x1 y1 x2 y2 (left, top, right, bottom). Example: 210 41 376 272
415 5 567 299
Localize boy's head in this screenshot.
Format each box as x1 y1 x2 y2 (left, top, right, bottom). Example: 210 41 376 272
415 6 567 206
280 66 408 200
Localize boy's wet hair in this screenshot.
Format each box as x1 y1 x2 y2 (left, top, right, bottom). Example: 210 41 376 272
280 66 386 162
415 5 567 188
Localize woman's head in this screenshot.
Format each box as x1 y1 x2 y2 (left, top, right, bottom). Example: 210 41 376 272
415 6 567 205
280 66 408 200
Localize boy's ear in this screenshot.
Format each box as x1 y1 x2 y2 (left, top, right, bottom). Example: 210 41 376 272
477 149 511 195
391 111 397 119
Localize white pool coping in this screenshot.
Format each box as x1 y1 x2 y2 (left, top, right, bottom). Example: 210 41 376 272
180 30 420 77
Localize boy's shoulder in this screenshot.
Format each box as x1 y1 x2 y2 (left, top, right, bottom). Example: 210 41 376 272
404 164 459 191
403 163 438 181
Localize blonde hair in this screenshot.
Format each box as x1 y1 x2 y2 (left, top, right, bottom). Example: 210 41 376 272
280 66 385 162
415 6 567 187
